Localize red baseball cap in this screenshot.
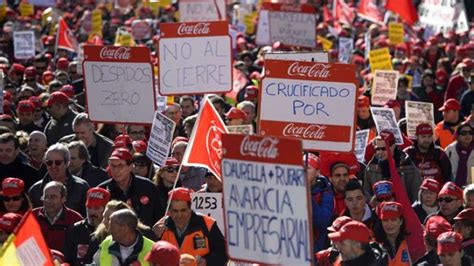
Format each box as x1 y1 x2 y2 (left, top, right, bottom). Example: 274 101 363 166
168 187 193 202
113 134 133 148
16 100 35 113
56 57 69 70
109 148 132 161
225 107 247 120
358 95 370 108
378 201 403 220
144 241 180 265
453 208 474 222
165 157 180 167
10 63 25 74
60 84 75 98
416 123 433 136
245 85 259 101
437 231 463 255
0 213 22 234
86 188 110 208
378 130 396 146
1 177 25 196
420 178 441 194
132 140 147 153
328 216 353 232
29 96 43 109
435 69 448 85
384 100 401 109
439 99 461 112
328 221 371 243
438 182 463 200
24 66 37 78
424 215 452 241
46 91 70 107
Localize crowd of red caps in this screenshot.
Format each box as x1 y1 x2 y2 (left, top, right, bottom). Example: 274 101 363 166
0 0 472 265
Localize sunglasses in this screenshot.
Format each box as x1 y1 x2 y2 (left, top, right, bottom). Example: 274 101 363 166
375 147 386 151
3 195 21 202
164 166 178 173
438 197 456 203
459 131 473 136
46 160 64 166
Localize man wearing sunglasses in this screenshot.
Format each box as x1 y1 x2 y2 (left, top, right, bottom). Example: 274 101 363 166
435 182 464 225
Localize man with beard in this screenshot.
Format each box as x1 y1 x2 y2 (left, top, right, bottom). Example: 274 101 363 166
405 123 452 184
64 188 110 265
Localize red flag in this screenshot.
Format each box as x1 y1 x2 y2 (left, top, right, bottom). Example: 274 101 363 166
56 18 79 52
384 138 426 262
322 5 334 22
181 97 228 179
333 0 355 25
385 0 418 26
357 0 383 23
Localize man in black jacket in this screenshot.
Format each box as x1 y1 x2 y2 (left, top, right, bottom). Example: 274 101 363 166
44 91 78 146
67 141 109 187
64 187 110 266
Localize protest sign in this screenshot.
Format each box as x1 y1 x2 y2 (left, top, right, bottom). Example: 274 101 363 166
388 22 404 45
227 124 253 135
29 0 56 6
405 101 434 139
259 59 358 152
13 31 35 60
243 12 257 34
131 19 152 40
222 134 312 265
338 37 353 63
317 35 333 52
371 107 403 145
158 21 232 95
265 51 328 63
146 111 176 166
263 3 316 48
191 193 224 235
418 0 469 38
355 129 369 162
369 47 392 71
371 70 399 106
19 3 34 17
82 45 156 124
91 9 102 36
255 10 270 46
179 0 226 22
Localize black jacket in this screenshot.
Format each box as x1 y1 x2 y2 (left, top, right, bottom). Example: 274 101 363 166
64 219 96 266
411 201 439 224
59 132 113 169
415 249 440 265
77 161 109 187
28 172 90 216
0 157 39 191
44 108 78 146
341 242 388 266
98 174 159 227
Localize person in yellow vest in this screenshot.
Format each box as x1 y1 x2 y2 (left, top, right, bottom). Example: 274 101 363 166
159 187 227 266
93 209 154 265
374 201 411 265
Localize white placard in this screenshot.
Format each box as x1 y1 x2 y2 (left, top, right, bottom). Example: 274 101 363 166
371 107 403 145
405 101 435 139
371 70 399 106
354 129 369 163
226 124 253 135
191 193 224 235
418 0 469 38
131 19 152 40
255 10 270 46
268 10 316 48
13 31 35 60
146 111 176 167
179 0 226 22
265 51 329 63
338 37 353 63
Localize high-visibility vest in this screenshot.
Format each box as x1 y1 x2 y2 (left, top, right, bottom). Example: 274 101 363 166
161 215 214 257
99 235 154 265
389 239 411 266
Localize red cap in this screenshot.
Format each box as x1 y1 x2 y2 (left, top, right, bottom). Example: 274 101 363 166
16 100 35 113
358 95 370 108
438 182 463 200
437 231 463 255
171 137 189 148
11 63 25 74
165 157 180 167
132 140 147 153
352 56 365 65
51 250 65 263
0 213 22 234
225 107 247 120
144 241 180 265
384 100 400 109
60 85 75 98
42 71 54 84
435 69 448 85
373 180 393 199
378 201 403 220
109 148 132 161
328 221 371 243
46 91 70 107
56 57 69 70
378 130 396 146
245 85 258 100
327 216 353 232
113 134 133 148
424 215 452 240
168 187 193 202
304 153 320 169
439 99 461 112
2 178 25 196
416 123 433 136
86 188 110 208
420 178 441 193
24 66 37 78
453 208 474 222
320 151 360 177
29 96 43 109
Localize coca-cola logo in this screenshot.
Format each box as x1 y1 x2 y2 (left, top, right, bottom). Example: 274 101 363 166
240 136 279 159
88 192 104 199
283 123 327 140
382 204 400 212
287 62 331 79
177 23 211 35
206 121 226 175
100 47 131 60
4 182 18 188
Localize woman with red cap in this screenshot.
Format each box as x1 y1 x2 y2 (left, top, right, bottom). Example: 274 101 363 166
412 179 441 224
437 231 473 266
0 178 32 217
374 201 411 265
153 157 182 218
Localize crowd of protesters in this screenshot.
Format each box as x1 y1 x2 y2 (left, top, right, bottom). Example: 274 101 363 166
0 0 473 265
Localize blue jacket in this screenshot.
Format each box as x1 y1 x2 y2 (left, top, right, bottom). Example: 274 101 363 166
310 176 334 252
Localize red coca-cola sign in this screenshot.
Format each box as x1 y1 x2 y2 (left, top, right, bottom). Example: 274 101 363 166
177 22 211 35
99 46 131 60
240 136 279 159
287 62 331 79
283 123 327 140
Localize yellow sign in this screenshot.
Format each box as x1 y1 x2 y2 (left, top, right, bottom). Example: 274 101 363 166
317 35 333 52
0 4 6 21
19 3 34 17
369 48 393 71
91 9 103 36
388 22 404 45
244 12 257 35
114 29 136 46
167 96 175 105
404 74 413 91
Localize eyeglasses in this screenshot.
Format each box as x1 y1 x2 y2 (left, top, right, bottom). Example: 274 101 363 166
3 196 21 202
164 167 178 173
375 147 386 151
438 197 456 203
459 131 473 136
46 160 64 166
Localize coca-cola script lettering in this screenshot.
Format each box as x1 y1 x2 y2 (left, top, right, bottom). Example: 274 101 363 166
177 23 211 35
240 136 279 159
100 47 131 60
287 62 331 79
283 123 327 140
